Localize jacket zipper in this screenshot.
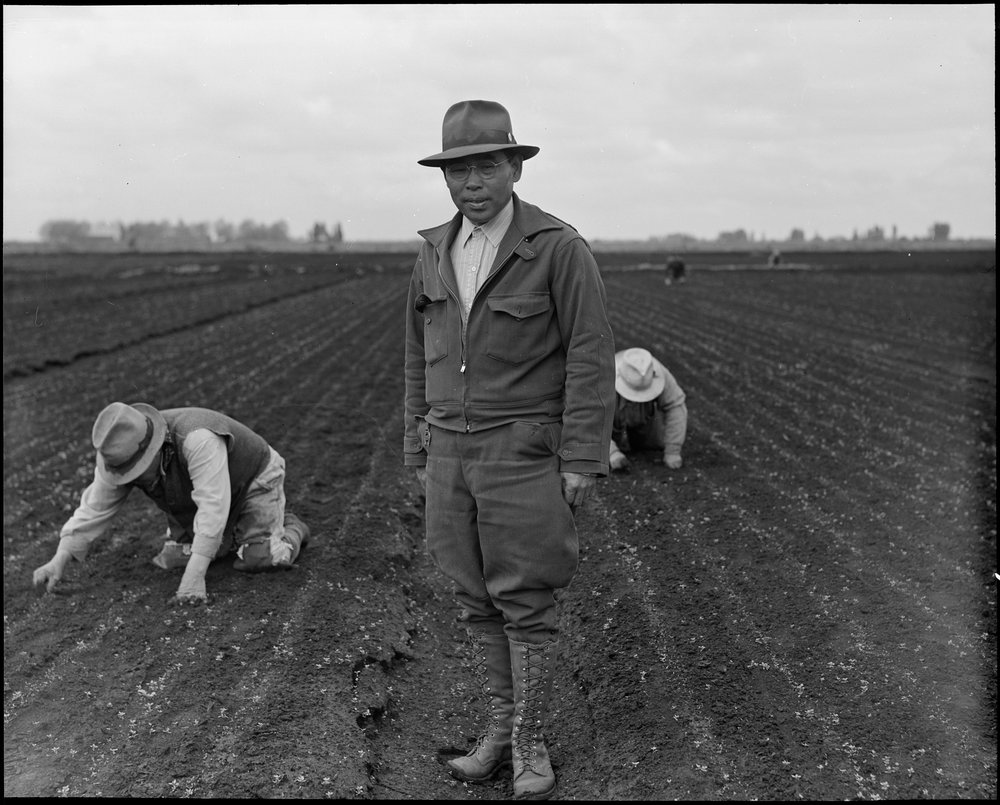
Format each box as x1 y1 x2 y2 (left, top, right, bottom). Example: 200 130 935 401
440 237 524 433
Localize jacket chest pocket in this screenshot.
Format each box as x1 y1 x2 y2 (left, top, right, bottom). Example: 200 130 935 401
415 293 449 365
486 292 551 364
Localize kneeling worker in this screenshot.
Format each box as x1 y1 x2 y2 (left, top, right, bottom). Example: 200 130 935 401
32 402 310 604
611 348 688 471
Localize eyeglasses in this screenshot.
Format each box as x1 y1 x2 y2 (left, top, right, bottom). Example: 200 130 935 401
444 158 510 182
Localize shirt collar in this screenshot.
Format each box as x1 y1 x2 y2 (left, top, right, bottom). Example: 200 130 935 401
459 197 514 248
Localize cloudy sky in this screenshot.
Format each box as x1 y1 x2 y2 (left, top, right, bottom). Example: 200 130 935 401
3 4 995 243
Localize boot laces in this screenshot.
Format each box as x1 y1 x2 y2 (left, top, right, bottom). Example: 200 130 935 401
469 633 512 747
513 645 550 767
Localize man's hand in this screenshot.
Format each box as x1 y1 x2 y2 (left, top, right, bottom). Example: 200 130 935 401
172 552 212 605
561 472 596 512
32 549 73 593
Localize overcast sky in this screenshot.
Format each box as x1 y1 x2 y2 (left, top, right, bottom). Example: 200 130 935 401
3 4 995 243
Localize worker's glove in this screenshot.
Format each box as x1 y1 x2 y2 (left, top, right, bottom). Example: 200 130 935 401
663 452 683 470
172 553 211 606
610 446 630 472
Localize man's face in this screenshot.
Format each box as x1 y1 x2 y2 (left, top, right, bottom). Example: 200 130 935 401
443 150 522 225
134 452 162 494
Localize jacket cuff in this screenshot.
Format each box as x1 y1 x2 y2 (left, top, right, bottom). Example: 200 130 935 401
403 436 426 467
559 459 608 477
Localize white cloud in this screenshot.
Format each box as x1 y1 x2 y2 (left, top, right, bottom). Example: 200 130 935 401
3 3 995 242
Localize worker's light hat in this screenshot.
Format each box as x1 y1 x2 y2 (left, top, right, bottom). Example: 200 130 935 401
615 348 667 403
92 402 167 485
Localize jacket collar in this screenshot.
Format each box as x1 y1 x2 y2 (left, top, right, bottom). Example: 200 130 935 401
417 193 562 253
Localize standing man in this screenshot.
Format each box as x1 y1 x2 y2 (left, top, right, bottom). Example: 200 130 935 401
403 100 615 800
32 402 310 604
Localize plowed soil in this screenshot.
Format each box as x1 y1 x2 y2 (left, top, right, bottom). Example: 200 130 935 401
3 250 996 800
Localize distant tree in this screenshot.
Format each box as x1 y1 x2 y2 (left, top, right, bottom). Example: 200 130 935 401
235 219 290 242
39 219 91 242
171 219 211 245
716 229 749 246
263 220 290 241
652 232 698 249
864 225 885 242
311 222 330 242
929 222 950 241
214 219 236 242
237 219 261 241
331 222 344 243
788 228 805 243
122 220 172 243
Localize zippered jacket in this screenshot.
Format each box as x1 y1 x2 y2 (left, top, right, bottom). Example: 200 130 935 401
404 194 616 475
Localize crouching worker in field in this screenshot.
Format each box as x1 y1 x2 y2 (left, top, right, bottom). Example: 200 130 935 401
611 348 688 471
31 402 310 605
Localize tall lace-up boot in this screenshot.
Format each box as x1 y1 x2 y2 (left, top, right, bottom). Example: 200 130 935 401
509 639 558 800
446 631 515 782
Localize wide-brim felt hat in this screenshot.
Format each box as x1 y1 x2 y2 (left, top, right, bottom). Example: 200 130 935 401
615 348 667 403
93 402 167 485
418 99 540 166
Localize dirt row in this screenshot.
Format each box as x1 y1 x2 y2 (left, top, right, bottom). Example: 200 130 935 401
4 261 996 799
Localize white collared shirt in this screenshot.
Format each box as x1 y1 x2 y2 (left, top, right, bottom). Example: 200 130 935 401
450 198 514 319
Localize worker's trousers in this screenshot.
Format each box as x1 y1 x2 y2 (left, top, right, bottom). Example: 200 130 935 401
421 420 578 643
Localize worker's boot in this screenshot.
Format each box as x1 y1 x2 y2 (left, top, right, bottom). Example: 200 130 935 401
446 630 515 782
151 540 192 570
509 639 558 800
234 512 310 571
280 512 310 564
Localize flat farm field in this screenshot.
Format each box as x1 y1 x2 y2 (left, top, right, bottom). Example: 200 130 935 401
3 248 996 799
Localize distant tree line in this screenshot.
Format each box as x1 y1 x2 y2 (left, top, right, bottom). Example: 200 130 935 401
651 221 953 248
34 218 964 251
37 218 345 248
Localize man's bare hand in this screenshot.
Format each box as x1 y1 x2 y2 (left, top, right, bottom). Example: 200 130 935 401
561 472 596 512
173 552 211 605
170 593 208 607
32 549 72 593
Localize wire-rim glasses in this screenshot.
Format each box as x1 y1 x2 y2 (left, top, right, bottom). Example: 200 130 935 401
444 158 510 182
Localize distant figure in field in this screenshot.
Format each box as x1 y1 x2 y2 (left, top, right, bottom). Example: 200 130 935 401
610 348 688 471
32 402 310 605
768 249 782 268
665 254 687 285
